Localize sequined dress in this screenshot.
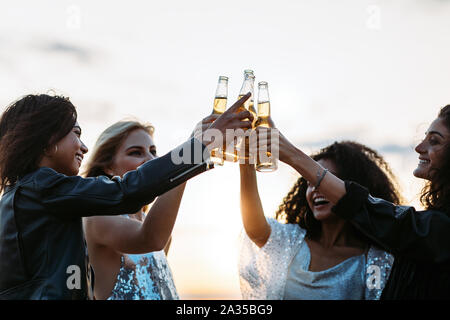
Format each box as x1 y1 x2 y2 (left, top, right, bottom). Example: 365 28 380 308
107 216 179 300
239 218 394 300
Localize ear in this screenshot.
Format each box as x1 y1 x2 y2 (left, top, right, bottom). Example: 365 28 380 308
43 144 58 157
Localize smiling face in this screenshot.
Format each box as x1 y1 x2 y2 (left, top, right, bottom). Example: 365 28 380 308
43 121 89 176
413 117 450 180
106 128 157 177
305 158 339 222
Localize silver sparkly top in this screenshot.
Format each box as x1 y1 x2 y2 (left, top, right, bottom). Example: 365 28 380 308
284 240 365 299
239 218 394 300
107 216 179 300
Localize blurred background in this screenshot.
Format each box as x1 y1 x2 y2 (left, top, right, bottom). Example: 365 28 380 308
1 0 450 299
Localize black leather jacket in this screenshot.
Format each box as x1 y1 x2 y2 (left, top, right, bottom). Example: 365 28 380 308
0 138 212 299
333 181 450 299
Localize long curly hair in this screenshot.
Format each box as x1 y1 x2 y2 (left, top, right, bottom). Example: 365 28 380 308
420 105 450 214
275 141 403 239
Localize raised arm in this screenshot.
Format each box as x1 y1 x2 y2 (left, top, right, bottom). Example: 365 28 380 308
240 164 271 248
256 125 450 263
83 183 186 254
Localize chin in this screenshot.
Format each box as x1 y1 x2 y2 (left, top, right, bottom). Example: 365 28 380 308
312 211 333 221
413 167 428 180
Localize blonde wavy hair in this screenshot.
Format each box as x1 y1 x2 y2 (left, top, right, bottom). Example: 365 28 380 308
82 120 154 178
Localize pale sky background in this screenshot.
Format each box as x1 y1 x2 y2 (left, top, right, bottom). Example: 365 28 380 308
1 0 450 299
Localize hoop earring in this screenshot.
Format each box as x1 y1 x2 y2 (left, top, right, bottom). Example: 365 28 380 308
54 145 58 154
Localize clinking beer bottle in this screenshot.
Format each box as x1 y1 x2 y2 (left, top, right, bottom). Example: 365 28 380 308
210 76 229 165
238 70 257 127
236 70 256 164
212 76 228 115
256 81 277 172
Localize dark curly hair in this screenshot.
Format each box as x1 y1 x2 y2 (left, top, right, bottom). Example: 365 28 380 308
420 105 450 215
0 94 77 192
275 141 403 239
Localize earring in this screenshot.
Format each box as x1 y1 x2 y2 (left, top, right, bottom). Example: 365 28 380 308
54 145 58 154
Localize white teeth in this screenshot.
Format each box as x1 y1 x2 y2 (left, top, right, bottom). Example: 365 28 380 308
419 160 429 164
313 197 329 205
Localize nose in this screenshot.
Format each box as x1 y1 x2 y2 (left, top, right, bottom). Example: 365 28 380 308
80 141 88 154
142 152 155 164
415 139 426 155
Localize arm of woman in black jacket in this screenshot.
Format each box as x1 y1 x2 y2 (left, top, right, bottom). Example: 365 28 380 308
332 181 450 264
30 138 209 219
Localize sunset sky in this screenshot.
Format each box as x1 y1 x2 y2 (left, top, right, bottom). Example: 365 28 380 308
1 0 450 299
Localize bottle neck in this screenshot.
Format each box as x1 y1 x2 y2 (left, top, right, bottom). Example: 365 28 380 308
215 79 228 98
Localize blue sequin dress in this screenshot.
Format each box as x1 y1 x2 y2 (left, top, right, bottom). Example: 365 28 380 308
107 215 179 300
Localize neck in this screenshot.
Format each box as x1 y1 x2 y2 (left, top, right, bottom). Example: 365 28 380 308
317 217 357 248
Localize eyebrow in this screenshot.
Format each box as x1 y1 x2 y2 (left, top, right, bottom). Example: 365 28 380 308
126 145 156 151
427 131 445 138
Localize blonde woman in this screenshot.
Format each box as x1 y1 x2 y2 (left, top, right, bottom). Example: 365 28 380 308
82 117 215 300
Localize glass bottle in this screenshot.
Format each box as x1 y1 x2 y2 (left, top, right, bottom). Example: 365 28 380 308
235 70 257 164
256 81 277 172
210 76 228 165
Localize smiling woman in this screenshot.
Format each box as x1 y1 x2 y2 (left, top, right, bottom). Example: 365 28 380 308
250 105 450 299
414 105 450 213
0 92 254 299
238 141 402 300
0 95 80 188
82 120 183 300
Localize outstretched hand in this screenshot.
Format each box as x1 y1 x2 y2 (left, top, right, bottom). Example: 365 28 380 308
209 92 253 134
196 93 254 151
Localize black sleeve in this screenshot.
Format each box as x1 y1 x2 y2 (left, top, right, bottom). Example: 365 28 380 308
332 181 450 264
31 138 213 219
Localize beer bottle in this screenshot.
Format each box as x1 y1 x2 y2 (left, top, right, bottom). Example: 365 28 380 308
256 81 277 172
236 70 256 164
238 70 257 127
210 76 228 165
212 76 228 115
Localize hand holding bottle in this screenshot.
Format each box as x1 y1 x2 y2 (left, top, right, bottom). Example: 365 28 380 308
201 93 254 152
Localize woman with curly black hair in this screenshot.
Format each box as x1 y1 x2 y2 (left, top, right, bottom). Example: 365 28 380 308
250 106 450 299
239 141 403 300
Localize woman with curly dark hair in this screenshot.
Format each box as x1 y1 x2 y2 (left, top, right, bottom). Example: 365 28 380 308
239 141 402 299
251 106 450 299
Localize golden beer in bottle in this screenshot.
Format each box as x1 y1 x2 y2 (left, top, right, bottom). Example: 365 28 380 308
212 76 228 115
238 70 257 127
256 81 277 172
236 70 256 164
210 76 235 164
